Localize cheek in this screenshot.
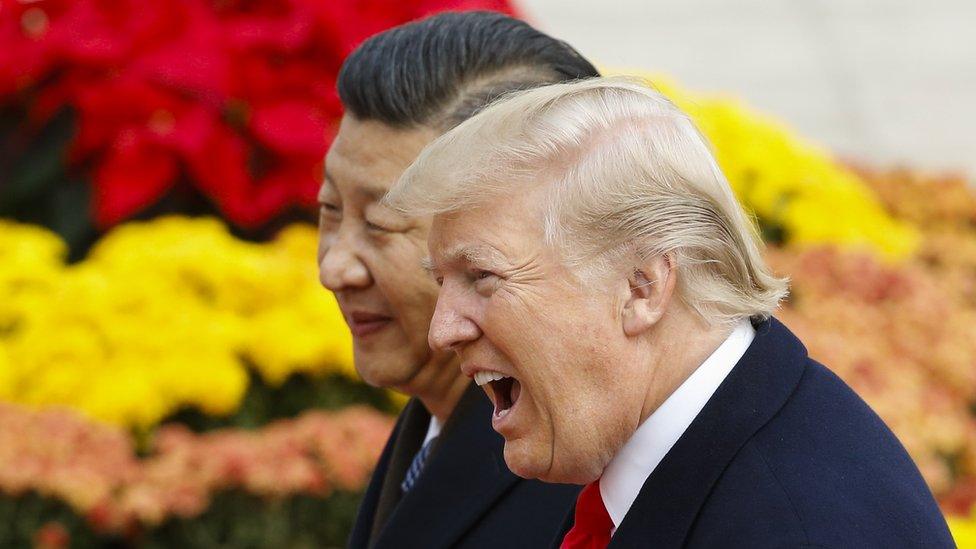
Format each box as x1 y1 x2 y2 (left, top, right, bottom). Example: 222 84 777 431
370 238 439 323
486 291 552 354
525 313 629 472
486 293 583 407
501 388 557 477
387 263 439 318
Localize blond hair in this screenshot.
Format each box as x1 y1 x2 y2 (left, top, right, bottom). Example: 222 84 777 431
385 77 788 325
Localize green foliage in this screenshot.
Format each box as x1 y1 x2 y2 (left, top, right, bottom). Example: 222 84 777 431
143 491 363 549
0 491 364 548
0 494 104 548
0 107 98 261
161 371 399 434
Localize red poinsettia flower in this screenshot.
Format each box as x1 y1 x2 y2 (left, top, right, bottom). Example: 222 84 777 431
71 66 230 225
1 0 517 229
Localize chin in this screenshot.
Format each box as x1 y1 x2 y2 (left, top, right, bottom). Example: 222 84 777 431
354 355 416 390
554 460 604 485
505 441 605 484
502 439 554 481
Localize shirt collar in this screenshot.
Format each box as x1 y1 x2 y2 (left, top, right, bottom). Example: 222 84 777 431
423 415 443 447
600 319 756 530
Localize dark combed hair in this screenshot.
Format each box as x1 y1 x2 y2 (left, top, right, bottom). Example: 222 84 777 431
337 11 600 130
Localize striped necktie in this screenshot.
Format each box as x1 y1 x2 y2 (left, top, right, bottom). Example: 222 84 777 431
401 436 438 493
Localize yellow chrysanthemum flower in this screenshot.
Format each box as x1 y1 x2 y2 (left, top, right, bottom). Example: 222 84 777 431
0 219 358 428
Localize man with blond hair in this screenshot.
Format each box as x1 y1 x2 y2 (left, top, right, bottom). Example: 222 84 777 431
386 78 953 547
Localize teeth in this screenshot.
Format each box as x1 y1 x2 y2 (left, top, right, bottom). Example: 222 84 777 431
474 370 509 386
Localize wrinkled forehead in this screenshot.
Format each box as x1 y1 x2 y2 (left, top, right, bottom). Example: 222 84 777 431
426 239 509 273
426 192 550 268
427 211 493 264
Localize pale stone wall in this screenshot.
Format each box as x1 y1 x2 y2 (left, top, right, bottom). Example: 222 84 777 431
520 0 976 178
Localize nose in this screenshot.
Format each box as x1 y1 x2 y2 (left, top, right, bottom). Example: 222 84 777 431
318 229 370 291
428 283 482 352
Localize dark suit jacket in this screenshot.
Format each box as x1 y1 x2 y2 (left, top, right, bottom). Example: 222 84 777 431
349 382 580 548
553 317 954 548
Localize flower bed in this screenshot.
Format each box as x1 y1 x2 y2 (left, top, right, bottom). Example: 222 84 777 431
0 0 515 229
0 217 355 428
0 402 393 546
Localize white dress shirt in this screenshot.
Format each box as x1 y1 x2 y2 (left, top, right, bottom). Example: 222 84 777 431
600 319 756 533
423 415 442 447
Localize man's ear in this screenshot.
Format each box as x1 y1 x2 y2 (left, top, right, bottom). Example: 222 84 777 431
621 253 677 337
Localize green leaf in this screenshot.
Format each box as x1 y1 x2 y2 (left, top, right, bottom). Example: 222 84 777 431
0 107 76 212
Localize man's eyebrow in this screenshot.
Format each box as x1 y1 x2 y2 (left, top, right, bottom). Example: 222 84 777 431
320 170 390 202
420 256 436 273
440 244 507 268
359 184 388 202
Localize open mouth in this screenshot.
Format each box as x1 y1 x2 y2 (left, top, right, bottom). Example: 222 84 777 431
474 370 522 419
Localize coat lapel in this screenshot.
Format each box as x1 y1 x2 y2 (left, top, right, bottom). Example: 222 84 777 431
348 404 400 548
608 318 807 547
372 383 520 548
349 397 429 548
370 398 430 544
549 502 577 548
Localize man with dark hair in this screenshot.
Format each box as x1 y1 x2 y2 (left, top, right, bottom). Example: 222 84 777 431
317 11 599 548
336 10 598 130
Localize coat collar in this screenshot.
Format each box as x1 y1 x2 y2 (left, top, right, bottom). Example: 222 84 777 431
370 397 430 543
348 397 420 548
607 317 808 547
372 382 520 548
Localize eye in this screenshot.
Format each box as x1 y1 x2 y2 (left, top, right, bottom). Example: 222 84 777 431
435 276 444 287
364 204 410 235
471 269 499 286
365 220 391 233
319 202 341 217
472 270 499 296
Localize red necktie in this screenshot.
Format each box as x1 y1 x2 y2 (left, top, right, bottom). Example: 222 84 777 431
560 479 613 549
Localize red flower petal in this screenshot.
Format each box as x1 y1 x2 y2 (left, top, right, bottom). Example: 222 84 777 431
415 0 517 16
250 100 328 156
4 0 519 229
93 130 178 228
219 0 316 52
153 105 218 157
184 122 252 211
128 3 230 103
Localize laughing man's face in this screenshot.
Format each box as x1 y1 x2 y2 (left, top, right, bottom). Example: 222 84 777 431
425 186 648 484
